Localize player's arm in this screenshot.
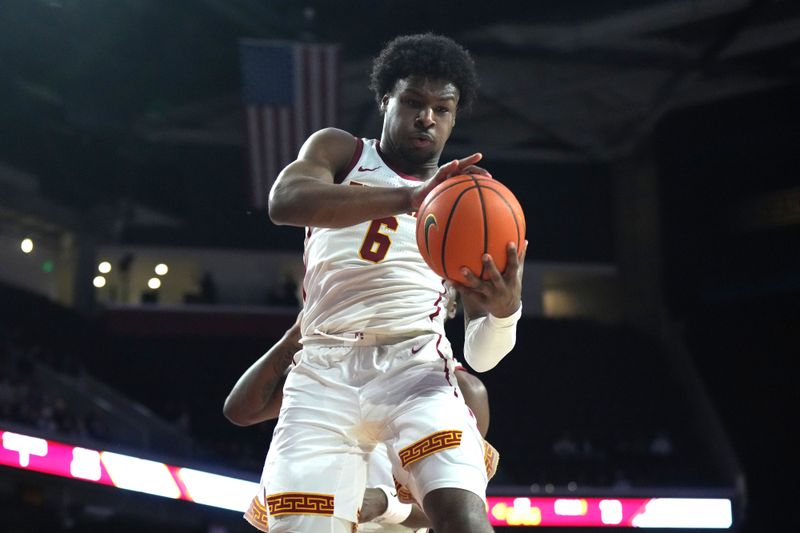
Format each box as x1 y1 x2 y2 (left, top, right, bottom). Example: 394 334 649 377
455 368 490 437
360 488 430 528
456 240 528 372
222 315 302 426
268 127 485 228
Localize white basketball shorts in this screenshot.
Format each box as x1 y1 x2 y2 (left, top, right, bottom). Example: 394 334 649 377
250 333 487 531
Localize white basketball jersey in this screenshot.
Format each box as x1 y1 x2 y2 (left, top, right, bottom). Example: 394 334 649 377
301 138 450 340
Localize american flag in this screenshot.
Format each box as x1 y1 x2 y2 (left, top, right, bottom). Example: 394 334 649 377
239 39 340 208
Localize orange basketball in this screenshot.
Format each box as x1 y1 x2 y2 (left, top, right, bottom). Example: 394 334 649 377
416 174 526 284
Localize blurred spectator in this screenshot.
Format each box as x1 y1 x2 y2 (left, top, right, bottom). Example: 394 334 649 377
267 274 299 307
85 408 111 442
118 252 134 303
552 432 578 457
200 272 218 304
650 428 674 456
164 399 192 432
184 272 218 305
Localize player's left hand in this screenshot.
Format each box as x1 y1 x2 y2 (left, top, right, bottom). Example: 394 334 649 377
409 153 491 210
460 164 492 179
454 240 527 318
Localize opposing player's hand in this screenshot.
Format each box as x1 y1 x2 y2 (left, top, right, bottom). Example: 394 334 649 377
359 488 389 523
454 240 527 318
409 153 491 210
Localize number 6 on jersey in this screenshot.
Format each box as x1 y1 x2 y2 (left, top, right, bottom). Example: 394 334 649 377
359 217 398 263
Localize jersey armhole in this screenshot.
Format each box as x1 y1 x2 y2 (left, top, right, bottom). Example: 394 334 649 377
333 137 364 184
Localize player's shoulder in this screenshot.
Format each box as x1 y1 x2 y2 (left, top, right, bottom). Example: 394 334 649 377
303 128 361 172
311 127 357 143
307 127 360 153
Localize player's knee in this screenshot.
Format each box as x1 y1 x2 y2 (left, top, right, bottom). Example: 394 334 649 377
422 487 492 533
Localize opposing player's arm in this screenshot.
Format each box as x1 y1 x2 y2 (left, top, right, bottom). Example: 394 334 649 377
360 487 429 528
455 369 490 437
455 240 528 372
222 315 302 426
268 127 486 228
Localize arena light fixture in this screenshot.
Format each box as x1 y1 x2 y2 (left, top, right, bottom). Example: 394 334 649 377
20 238 34 254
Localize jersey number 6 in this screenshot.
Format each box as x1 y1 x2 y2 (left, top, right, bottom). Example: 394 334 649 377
359 217 398 263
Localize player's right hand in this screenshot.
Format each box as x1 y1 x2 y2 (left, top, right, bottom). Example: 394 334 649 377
454 239 528 319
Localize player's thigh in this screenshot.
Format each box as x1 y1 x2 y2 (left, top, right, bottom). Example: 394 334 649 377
388 387 488 504
268 368 359 461
268 514 353 533
265 363 366 525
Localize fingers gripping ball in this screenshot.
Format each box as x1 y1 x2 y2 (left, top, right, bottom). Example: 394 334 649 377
416 174 526 284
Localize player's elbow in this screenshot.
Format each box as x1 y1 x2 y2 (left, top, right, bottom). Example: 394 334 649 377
463 339 511 372
464 353 502 373
222 396 253 427
463 309 521 372
267 191 295 226
267 174 306 225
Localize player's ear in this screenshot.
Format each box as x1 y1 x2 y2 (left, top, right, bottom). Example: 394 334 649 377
379 94 389 114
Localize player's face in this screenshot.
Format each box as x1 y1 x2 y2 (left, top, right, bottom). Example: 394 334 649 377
380 76 459 167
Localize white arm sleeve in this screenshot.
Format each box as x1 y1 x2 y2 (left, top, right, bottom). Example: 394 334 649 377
463 305 522 372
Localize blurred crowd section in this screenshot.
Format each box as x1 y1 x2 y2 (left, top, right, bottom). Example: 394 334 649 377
0 322 271 474
0 282 268 474
0 282 724 491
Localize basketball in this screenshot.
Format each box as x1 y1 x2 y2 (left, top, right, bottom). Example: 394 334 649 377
416 174 526 284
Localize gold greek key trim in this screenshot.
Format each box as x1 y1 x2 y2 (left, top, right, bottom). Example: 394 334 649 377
266 492 334 516
399 429 463 468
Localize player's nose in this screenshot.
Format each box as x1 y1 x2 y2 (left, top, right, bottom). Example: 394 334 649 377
416 108 435 128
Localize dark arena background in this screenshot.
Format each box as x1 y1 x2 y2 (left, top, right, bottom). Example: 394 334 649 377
1 1 798 532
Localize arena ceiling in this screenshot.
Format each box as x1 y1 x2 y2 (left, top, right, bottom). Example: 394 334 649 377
0 0 798 241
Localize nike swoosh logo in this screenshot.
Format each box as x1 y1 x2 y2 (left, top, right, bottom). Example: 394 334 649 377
423 214 437 256
358 165 381 172
411 345 423 354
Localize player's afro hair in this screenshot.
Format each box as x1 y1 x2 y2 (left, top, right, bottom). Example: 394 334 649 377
369 33 479 111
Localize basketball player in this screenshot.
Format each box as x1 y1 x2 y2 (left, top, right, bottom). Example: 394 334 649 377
260 33 526 533
224 305 496 532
